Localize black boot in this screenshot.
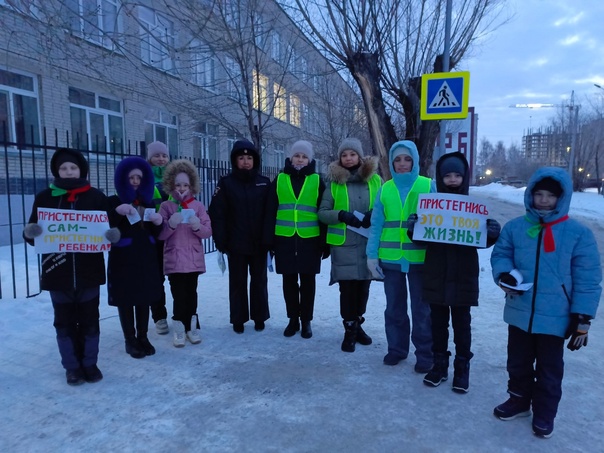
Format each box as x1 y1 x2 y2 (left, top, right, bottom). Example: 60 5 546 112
137 335 156 356
452 356 471 393
283 318 300 337
341 320 358 352
301 320 312 339
423 352 450 387
356 316 372 346
125 337 146 359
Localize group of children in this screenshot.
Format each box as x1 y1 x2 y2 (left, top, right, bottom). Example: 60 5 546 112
24 138 601 440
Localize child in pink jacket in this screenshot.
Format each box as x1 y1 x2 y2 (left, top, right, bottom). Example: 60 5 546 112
159 159 212 348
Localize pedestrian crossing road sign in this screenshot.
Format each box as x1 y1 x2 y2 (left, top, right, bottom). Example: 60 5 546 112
420 71 470 120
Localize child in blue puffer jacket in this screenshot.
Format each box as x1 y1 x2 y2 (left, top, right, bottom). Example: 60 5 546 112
490 167 601 439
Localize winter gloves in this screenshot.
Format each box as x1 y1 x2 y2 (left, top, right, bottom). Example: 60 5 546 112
499 272 517 287
361 211 372 229
104 227 121 243
407 213 419 233
115 203 136 216
23 223 43 239
338 210 362 228
486 219 501 238
367 258 384 280
148 212 163 226
188 215 201 231
168 212 183 229
567 314 592 351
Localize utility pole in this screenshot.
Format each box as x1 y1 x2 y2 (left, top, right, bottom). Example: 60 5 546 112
436 0 452 162
568 91 579 186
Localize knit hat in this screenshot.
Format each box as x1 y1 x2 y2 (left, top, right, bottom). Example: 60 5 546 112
230 139 260 169
287 140 314 161
391 146 411 162
440 155 466 178
147 141 169 159
338 138 364 159
50 148 89 179
532 177 563 197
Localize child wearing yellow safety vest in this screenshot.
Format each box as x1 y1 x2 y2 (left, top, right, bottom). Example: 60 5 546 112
264 140 328 339
366 140 434 372
318 138 382 353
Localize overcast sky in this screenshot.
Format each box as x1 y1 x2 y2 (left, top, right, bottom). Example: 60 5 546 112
461 0 604 147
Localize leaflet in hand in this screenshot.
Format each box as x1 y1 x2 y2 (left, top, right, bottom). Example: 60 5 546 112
346 210 369 238
500 269 533 291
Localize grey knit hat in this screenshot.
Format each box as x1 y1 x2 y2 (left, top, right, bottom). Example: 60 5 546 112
287 140 314 161
338 138 364 159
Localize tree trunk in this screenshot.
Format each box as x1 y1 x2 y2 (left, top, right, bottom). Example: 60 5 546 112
349 52 398 179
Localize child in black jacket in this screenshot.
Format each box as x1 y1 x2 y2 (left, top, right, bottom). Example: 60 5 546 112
23 148 119 386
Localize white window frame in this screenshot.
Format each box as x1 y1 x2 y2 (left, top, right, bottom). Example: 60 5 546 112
273 82 287 122
0 67 41 146
194 123 219 161
139 6 175 72
66 0 122 50
69 86 123 153
289 94 300 127
192 44 217 92
253 70 269 113
145 112 178 156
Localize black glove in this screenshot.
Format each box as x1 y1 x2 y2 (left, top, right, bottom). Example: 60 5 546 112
338 210 363 228
486 219 501 238
361 211 372 229
567 314 591 351
407 213 419 233
498 272 517 287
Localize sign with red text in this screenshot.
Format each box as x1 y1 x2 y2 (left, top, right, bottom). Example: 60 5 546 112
35 208 111 254
413 193 489 247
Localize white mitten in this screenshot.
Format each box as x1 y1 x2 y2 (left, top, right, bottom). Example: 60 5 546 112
189 215 201 231
116 203 135 216
149 212 163 226
168 212 183 229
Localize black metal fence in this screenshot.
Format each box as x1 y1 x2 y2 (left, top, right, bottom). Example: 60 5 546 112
0 130 280 299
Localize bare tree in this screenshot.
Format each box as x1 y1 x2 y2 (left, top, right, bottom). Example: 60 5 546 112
288 0 507 176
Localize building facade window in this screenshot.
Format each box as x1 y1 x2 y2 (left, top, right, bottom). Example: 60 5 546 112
139 6 174 72
273 83 287 121
192 44 217 91
225 57 245 104
69 86 123 152
0 0 40 15
253 70 269 113
145 112 178 155
273 141 284 168
194 122 219 160
0 68 40 146
289 94 300 127
66 0 121 49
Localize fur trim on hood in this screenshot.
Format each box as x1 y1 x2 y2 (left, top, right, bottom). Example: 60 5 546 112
114 156 155 204
325 156 379 185
162 159 200 195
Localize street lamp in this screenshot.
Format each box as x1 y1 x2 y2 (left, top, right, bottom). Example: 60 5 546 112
486 169 492 176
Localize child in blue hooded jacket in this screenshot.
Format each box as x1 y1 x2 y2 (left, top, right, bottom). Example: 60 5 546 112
366 140 433 372
491 167 601 438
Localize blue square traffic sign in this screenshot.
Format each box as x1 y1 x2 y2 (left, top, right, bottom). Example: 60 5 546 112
421 72 470 120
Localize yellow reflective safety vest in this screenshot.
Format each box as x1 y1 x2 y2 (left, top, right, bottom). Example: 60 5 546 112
378 176 431 263
275 173 320 238
327 174 382 246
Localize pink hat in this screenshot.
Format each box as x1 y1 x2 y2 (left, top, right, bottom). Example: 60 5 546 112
147 141 169 159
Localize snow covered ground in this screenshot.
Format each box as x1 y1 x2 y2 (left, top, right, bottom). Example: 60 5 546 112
1 183 603 452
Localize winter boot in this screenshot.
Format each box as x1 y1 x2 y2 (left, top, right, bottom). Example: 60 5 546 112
301 320 313 339
137 336 156 356
452 356 471 393
284 318 300 337
125 337 146 359
173 321 186 348
423 352 450 387
186 315 202 344
341 320 358 353
356 316 372 346
493 394 532 420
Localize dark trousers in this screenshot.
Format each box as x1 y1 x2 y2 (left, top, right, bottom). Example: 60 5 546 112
339 279 371 321
168 272 199 331
50 288 100 371
118 305 150 340
430 304 472 358
282 273 316 321
150 276 167 322
507 325 565 422
227 252 269 324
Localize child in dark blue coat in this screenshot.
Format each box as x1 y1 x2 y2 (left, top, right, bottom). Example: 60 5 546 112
107 156 164 359
491 167 601 438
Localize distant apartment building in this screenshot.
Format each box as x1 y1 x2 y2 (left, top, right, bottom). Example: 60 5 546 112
0 0 365 172
522 126 571 168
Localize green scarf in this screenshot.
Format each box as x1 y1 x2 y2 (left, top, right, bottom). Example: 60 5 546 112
152 165 165 184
